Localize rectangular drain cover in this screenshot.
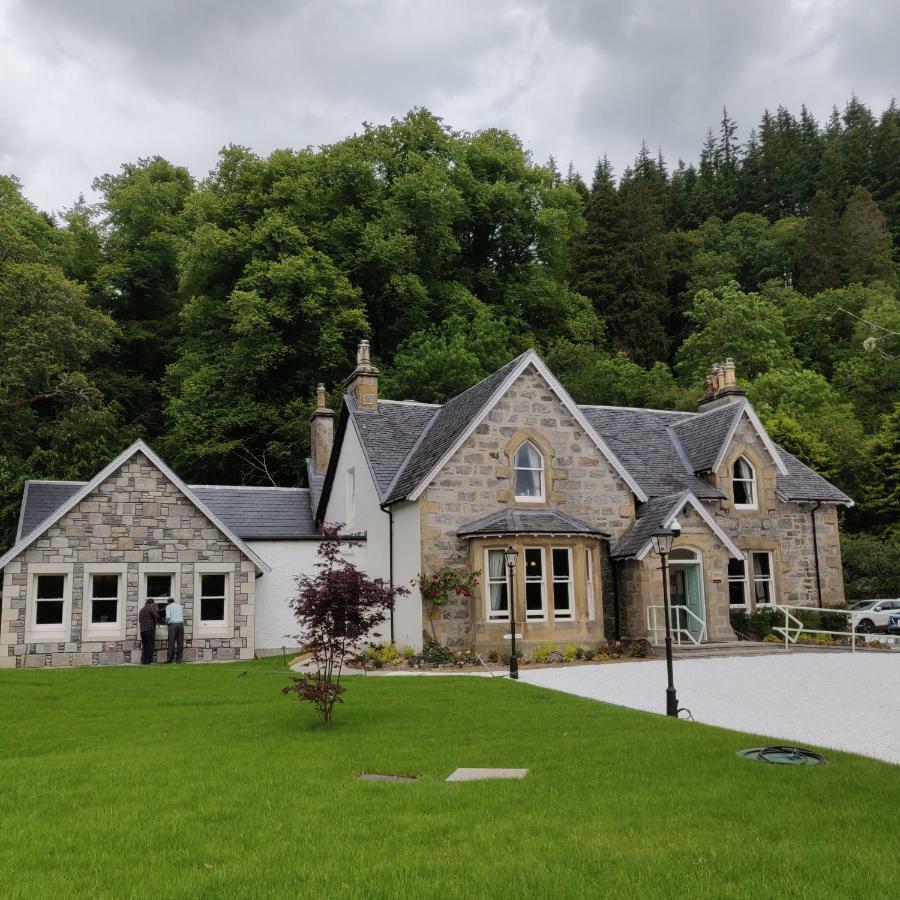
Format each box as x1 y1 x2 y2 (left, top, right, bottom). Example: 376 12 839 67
446 768 528 782
357 773 418 783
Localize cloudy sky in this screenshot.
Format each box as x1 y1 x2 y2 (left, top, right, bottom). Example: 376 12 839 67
1 0 896 213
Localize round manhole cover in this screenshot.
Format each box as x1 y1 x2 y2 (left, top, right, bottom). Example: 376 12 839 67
737 746 827 766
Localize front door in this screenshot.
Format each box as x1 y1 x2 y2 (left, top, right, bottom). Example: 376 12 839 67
668 551 706 641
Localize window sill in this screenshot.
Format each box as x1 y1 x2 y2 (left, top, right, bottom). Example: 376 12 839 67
194 623 231 639
82 625 126 643
26 628 67 643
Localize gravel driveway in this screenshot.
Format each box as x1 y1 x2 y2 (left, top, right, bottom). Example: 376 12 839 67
520 653 900 764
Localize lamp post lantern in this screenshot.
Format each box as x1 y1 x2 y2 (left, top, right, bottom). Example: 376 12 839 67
651 527 681 717
504 545 519 680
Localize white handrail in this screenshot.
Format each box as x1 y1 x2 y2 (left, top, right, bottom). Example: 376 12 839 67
769 604 858 653
646 604 708 646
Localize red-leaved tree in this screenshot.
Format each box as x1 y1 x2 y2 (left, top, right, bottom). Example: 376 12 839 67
282 525 407 727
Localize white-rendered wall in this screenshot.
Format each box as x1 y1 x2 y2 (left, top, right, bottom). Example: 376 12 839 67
323 420 423 650
392 500 423 650
247 540 320 652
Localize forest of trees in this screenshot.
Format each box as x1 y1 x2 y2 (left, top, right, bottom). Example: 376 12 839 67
2 97 899 596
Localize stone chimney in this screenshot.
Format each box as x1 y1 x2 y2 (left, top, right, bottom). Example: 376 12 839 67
697 357 747 410
309 383 335 475
345 339 380 410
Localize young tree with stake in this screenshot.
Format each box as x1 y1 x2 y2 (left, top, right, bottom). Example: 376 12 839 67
282 525 407 727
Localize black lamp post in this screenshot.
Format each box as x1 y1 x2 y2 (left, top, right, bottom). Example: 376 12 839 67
652 527 681 717
504 545 519 680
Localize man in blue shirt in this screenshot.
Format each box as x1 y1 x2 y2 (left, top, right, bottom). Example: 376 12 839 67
165 597 185 663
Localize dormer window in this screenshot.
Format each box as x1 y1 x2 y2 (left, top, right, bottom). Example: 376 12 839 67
732 456 757 508
514 441 545 502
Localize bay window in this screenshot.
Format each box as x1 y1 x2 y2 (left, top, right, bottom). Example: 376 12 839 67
523 548 546 620
551 548 574 620
485 549 509 621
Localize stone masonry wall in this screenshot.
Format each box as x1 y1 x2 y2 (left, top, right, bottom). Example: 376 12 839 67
419 366 635 649
617 412 845 642
0 452 256 668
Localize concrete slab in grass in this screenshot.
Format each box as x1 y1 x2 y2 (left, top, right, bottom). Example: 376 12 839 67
445 768 528 782
357 773 418 783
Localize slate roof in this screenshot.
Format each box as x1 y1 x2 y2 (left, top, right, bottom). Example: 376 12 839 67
579 406 724 500
17 481 83 539
610 493 687 558
305 458 326 513
190 486 318 539
670 403 742 473
352 399 440 497
18 480 319 543
457 508 610 538
776 448 852 503
382 352 530 504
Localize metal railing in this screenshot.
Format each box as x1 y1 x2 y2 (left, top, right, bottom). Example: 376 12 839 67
770 604 860 652
647 604 708 646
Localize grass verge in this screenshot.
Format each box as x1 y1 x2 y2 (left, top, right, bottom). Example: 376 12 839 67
0 657 897 899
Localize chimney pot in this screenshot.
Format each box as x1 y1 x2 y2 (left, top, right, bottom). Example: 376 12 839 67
309 384 335 475
346 338 380 409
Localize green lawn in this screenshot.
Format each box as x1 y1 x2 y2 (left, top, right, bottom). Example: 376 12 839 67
1 659 897 899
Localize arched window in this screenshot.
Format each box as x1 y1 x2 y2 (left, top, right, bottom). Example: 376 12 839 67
513 440 545 501
732 456 757 508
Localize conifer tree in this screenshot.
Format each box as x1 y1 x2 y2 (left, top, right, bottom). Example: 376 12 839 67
571 157 621 313
795 191 842 294
838 186 896 288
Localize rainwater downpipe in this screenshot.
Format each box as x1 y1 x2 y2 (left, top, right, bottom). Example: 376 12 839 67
810 501 823 609
381 502 395 643
611 555 622 641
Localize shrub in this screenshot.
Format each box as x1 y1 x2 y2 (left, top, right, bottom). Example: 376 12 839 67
730 607 779 640
531 643 557 663
400 645 416 660
421 635 455 665
627 640 649 658
582 647 598 661
563 643 579 661
486 649 500 664
815 633 834 645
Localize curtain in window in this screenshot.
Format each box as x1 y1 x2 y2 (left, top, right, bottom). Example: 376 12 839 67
488 550 507 612
514 442 543 498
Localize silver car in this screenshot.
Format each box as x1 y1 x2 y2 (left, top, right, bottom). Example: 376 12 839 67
847 599 900 634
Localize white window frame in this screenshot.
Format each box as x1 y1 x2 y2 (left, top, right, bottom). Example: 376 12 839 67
193 564 233 637
550 547 574 621
727 556 749 608
749 551 776 606
139 563 181 634
732 456 758 510
513 440 546 503
585 547 595 622
82 563 128 642
484 548 510 622
346 467 356 525
523 546 547 621
25 563 73 643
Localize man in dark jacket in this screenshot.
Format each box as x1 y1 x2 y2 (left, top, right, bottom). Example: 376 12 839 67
138 598 159 664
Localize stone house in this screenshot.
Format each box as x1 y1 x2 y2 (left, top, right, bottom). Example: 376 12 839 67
313 343 850 654
0 342 850 667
